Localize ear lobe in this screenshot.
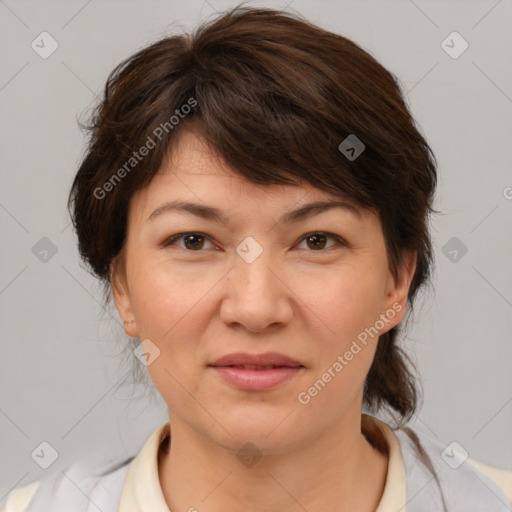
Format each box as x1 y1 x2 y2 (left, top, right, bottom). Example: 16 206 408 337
110 258 138 337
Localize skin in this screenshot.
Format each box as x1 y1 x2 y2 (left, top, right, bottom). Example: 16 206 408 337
112 128 416 512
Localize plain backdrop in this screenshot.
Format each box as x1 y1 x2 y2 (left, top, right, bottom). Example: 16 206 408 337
1 0 511 498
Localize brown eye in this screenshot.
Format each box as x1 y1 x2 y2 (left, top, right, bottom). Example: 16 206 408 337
183 233 205 250
306 233 327 250
163 232 215 251
297 232 343 251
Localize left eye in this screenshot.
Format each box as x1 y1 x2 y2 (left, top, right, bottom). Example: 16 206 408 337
162 232 216 251
162 232 343 251
296 232 341 251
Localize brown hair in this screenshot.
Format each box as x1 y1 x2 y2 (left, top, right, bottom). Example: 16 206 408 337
68 5 437 424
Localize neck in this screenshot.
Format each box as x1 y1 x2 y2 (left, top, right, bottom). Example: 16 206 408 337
158 413 388 512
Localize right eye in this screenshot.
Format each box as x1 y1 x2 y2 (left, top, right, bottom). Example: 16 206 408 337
162 232 217 251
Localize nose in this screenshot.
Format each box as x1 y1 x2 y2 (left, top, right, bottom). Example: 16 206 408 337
219 248 293 333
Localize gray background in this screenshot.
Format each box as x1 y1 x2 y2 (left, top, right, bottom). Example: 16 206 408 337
1 0 511 498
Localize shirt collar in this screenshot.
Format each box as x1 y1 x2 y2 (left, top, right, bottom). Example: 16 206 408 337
119 416 407 512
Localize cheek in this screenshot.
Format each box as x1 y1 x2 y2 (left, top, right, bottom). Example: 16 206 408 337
301 262 388 344
126 262 219 405
297 274 384 417
127 255 219 339
297 263 388 393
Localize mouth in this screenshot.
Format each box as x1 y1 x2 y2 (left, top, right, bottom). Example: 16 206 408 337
208 364 305 390
215 364 303 370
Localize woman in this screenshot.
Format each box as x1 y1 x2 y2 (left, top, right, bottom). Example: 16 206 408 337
2 5 511 512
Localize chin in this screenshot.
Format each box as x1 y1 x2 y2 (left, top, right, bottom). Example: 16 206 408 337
207 406 304 454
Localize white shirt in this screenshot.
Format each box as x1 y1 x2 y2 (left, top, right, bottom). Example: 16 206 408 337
2 416 511 511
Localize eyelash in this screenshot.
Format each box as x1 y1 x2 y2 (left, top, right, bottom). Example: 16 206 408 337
161 231 347 252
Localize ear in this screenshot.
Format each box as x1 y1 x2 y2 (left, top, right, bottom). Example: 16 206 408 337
110 255 139 338
380 250 417 333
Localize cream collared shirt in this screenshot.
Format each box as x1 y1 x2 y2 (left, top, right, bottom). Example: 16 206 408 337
118 417 407 511
3 417 511 512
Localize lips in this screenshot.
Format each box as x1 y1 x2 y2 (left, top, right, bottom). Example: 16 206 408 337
209 366 304 391
208 352 305 391
227 364 289 370
209 352 304 369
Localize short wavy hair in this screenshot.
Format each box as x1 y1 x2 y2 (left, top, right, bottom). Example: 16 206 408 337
69 5 437 425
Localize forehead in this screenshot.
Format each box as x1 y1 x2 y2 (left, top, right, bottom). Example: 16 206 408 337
127 127 368 230
142 128 349 201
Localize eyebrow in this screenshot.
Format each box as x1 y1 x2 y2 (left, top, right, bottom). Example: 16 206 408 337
146 198 361 225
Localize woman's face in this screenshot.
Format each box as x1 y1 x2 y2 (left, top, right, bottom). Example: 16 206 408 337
113 128 414 453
